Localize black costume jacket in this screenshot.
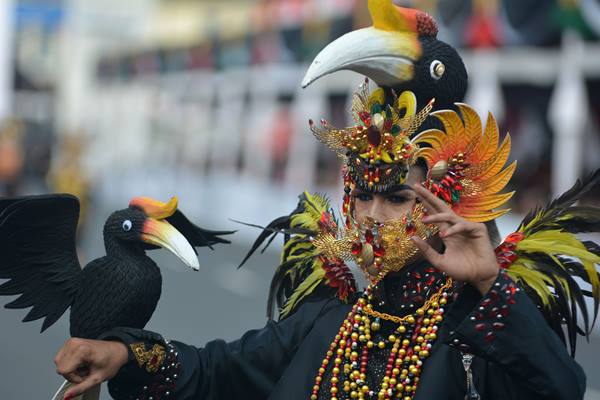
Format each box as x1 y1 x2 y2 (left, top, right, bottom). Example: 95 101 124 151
102 265 586 400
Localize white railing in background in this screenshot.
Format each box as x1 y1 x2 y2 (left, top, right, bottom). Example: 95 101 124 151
75 39 600 229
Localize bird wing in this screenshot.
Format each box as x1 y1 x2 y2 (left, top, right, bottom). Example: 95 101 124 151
0 194 81 332
497 169 600 356
166 210 235 251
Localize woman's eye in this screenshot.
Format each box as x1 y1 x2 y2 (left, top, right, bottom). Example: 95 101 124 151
354 193 373 202
387 195 409 204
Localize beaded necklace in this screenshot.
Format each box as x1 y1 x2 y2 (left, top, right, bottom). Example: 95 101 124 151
310 278 453 400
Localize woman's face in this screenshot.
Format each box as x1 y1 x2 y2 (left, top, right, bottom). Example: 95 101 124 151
352 168 424 224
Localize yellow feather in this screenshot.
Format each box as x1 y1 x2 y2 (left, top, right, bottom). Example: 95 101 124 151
472 112 499 164
459 208 510 222
280 266 325 318
431 110 463 152
462 191 515 210
475 161 517 196
456 103 482 148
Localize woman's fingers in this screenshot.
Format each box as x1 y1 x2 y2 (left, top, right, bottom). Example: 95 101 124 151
63 374 103 400
411 236 442 268
422 212 460 225
440 222 471 238
413 184 450 214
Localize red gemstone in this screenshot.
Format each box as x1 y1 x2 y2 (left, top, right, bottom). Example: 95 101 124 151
359 111 371 125
406 223 416 235
373 244 385 257
351 242 363 256
475 323 486 332
484 332 495 343
366 125 382 147
365 230 374 244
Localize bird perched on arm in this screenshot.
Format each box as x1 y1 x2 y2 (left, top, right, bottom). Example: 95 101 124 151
0 194 233 398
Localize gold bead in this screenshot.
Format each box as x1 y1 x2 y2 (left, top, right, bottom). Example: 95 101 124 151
367 341 374 348
402 339 410 346
414 345 421 352
333 367 340 374
388 335 396 342
416 336 424 343
416 308 424 315
362 385 370 393
440 298 447 305
378 341 386 349
350 391 358 398
371 322 380 331
407 316 415 324
397 325 406 333
331 387 338 394
429 332 437 340
392 367 400 375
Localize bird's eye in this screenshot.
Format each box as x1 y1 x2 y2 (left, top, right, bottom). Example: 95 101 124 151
430 60 445 80
122 220 132 232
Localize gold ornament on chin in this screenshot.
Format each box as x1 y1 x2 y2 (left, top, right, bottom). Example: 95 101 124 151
313 203 438 284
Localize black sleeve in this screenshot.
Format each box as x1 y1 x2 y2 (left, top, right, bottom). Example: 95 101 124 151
101 298 335 400
442 271 586 400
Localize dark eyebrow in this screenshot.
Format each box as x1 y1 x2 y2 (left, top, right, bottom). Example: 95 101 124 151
380 185 414 194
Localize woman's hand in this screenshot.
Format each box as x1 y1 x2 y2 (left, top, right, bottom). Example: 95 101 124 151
54 337 128 399
411 183 499 295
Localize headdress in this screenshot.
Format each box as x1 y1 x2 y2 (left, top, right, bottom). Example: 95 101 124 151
239 2 600 356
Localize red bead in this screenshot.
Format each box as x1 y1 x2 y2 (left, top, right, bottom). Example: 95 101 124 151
492 322 505 331
475 323 487 332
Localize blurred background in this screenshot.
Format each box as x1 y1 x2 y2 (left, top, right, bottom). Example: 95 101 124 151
0 0 599 398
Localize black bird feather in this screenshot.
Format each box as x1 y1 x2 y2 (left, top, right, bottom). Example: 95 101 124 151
0 193 232 339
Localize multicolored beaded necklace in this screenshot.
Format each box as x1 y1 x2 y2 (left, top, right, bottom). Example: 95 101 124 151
310 278 453 400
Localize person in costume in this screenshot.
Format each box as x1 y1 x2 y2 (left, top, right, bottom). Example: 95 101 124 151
53 2 599 400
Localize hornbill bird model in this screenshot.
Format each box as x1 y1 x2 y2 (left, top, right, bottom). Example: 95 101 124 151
0 194 233 398
302 0 468 113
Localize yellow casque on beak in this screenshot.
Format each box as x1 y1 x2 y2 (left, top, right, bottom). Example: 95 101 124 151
130 196 178 220
142 218 200 270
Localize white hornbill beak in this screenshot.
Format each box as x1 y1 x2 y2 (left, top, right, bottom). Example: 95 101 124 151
142 218 200 271
301 27 421 89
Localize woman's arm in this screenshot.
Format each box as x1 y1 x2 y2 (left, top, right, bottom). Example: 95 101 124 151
443 271 586 400
55 297 336 400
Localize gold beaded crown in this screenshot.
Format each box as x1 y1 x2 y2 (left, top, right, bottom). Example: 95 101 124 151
309 79 434 192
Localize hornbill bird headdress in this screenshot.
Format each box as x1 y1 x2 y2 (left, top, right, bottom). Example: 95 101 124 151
0 194 233 339
240 1 600 357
